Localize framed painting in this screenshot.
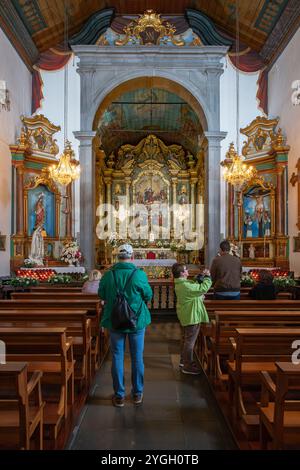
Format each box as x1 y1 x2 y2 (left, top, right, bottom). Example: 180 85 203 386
0 233 6 251
241 180 275 239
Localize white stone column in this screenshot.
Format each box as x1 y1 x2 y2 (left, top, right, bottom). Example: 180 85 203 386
74 131 96 271
204 131 227 267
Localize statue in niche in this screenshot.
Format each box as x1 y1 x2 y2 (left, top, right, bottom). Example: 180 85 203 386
178 185 188 204
29 193 46 266
263 210 271 236
255 195 265 237
249 244 255 259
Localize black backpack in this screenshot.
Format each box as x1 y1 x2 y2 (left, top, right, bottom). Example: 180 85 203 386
111 269 138 330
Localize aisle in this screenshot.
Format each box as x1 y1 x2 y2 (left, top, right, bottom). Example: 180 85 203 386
67 322 237 450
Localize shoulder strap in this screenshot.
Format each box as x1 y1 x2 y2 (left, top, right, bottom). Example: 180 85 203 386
111 268 137 294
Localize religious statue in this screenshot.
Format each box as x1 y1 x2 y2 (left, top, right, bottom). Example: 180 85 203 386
34 193 45 229
244 212 253 238
29 225 44 266
29 193 45 266
249 243 255 259
263 210 271 236
255 195 264 237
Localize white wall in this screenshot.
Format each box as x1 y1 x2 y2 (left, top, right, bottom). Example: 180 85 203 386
268 26 300 276
220 58 263 236
39 58 80 236
0 27 32 276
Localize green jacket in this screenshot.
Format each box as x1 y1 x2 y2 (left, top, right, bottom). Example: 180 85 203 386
174 276 212 326
98 262 152 332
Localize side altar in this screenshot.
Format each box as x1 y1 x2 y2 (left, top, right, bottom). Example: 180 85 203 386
10 115 74 272
224 116 289 269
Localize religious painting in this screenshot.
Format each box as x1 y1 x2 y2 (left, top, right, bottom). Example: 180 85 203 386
134 174 168 205
28 185 55 237
242 186 272 239
243 242 270 259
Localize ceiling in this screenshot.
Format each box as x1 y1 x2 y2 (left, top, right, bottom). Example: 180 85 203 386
97 88 202 156
1 0 300 67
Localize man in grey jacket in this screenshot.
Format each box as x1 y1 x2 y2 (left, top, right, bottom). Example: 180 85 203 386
210 240 242 300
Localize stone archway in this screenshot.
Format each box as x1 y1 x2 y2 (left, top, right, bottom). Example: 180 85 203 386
73 45 228 270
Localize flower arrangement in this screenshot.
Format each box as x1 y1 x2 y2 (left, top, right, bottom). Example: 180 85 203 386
229 243 240 258
23 258 38 268
48 274 72 284
61 241 82 265
273 276 296 290
241 273 255 287
8 277 39 287
107 232 119 248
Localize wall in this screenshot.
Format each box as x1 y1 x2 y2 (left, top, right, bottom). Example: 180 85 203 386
268 26 300 276
0 27 32 276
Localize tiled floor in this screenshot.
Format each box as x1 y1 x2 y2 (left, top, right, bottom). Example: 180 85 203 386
68 322 237 450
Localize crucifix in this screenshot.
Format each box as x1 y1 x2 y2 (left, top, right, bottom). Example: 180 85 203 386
290 158 300 231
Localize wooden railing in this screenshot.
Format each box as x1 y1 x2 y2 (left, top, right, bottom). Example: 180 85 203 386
148 280 176 313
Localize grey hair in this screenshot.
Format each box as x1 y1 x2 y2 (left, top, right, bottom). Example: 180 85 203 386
117 253 131 260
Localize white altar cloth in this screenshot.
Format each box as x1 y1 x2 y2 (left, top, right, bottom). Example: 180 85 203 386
132 259 177 267
20 266 86 274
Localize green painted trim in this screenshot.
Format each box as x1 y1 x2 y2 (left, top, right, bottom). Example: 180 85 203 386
25 162 44 170
275 154 288 163
254 0 289 34
11 154 24 162
256 163 275 171
11 167 15 235
10 239 14 258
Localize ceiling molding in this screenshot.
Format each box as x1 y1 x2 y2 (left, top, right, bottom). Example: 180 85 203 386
260 0 300 66
0 0 39 68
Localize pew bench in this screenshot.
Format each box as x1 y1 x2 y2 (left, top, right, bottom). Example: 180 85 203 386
0 309 92 389
0 362 44 449
0 327 74 441
227 328 300 428
260 362 300 449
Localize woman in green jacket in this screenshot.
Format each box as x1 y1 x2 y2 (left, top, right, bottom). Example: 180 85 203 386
172 263 212 375
99 244 152 407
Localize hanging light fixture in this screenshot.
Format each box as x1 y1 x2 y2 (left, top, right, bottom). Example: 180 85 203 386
221 0 256 190
49 0 80 188
49 140 80 186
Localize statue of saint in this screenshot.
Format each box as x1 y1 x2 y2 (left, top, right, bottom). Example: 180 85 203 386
29 225 44 266
249 244 255 260
29 193 45 266
34 193 45 229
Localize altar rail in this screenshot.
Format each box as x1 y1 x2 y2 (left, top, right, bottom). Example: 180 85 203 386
148 280 176 313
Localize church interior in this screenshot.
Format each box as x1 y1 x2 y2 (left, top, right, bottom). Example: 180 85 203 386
1 0 300 455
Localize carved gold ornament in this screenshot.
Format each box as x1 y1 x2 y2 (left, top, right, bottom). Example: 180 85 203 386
115 10 185 46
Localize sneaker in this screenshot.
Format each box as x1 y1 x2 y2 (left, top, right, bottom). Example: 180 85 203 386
132 393 143 406
181 364 202 375
179 362 184 368
112 395 125 407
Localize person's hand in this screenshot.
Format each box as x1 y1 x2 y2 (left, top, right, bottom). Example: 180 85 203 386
202 269 211 277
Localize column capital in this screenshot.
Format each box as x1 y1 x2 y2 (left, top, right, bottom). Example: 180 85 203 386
204 131 227 144
73 130 97 144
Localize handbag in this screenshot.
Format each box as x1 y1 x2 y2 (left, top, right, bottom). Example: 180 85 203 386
111 269 138 330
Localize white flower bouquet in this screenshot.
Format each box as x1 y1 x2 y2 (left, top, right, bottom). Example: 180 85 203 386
61 241 82 265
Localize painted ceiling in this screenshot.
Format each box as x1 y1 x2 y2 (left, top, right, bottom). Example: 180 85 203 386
1 1 299 67
97 88 202 157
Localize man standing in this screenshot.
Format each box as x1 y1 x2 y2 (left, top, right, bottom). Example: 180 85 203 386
99 244 152 407
210 240 242 300
173 263 212 375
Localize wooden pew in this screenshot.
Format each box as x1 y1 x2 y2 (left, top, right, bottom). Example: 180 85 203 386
0 327 75 441
0 297 103 370
207 311 300 380
227 328 300 425
31 286 83 293
204 299 300 316
0 310 91 389
260 362 300 449
0 362 44 449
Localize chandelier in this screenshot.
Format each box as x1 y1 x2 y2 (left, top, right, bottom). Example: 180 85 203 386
222 142 256 189
49 140 80 186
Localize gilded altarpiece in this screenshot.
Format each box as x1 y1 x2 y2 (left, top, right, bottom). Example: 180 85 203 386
95 134 204 265
10 115 73 271
226 117 289 269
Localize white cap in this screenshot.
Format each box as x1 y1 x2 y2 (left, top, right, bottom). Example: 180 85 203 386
117 244 133 257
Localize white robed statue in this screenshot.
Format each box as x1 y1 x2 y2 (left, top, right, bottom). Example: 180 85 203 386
29 193 45 266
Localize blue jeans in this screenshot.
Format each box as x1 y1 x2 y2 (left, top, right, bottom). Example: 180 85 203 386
109 328 145 399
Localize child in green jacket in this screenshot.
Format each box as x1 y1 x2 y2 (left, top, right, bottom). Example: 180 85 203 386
172 263 212 375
